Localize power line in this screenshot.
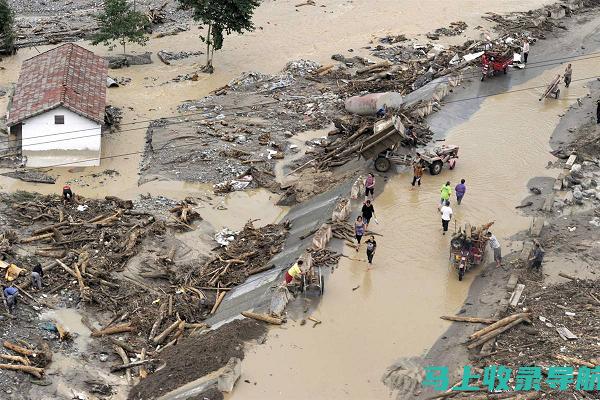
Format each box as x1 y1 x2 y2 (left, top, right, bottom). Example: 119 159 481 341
3 48 600 148
16 72 600 171
5 71 600 155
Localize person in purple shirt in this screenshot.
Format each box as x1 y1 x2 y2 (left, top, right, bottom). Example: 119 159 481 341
455 179 467 205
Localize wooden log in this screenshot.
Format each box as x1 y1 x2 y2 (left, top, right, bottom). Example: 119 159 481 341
356 61 391 74
468 313 531 340
110 359 154 373
139 348 148 379
20 232 54 243
0 354 30 365
184 322 209 330
440 316 498 324
467 318 526 349
108 338 138 355
91 324 134 337
210 291 226 315
3 341 35 356
148 303 166 340
558 272 577 281
113 345 132 385
168 295 173 317
553 354 596 368
241 311 283 325
152 319 181 345
32 221 70 236
0 363 44 378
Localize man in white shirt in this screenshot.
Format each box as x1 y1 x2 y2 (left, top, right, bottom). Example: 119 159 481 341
522 40 530 64
486 232 502 267
439 201 453 235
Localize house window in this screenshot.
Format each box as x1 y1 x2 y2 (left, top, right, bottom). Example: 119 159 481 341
54 115 65 124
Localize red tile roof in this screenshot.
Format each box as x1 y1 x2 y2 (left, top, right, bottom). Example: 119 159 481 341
7 43 108 126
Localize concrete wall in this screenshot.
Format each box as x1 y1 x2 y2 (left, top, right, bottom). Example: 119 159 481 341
21 106 101 167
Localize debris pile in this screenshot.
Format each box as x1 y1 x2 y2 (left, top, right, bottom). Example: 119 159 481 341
179 220 290 290
426 21 468 40
470 279 600 396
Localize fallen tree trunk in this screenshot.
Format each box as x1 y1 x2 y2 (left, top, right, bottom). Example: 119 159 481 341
0 354 30 365
3 341 35 356
152 319 180 345
113 345 132 385
440 316 498 324
468 313 531 340
0 363 44 378
91 324 134 337
241 311 283 325
467 318 526 350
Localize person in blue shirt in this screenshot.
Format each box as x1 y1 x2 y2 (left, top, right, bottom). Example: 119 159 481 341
3 285 18 313
455 179 467 205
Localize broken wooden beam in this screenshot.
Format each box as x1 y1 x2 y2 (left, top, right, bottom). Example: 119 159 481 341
440 316 498 324
468 313 531 341
241 311 283 325
91 324 134 337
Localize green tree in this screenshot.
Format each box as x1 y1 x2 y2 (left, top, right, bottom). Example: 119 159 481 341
92 0 148 54
178 0 260 72
0 0 16 55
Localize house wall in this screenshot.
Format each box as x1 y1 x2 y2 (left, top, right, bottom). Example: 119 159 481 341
21 107 102 167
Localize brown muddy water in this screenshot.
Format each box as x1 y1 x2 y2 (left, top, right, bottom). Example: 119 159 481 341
229 59 599 399
0 0 581 398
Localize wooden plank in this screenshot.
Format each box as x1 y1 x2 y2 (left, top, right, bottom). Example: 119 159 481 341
542 193 555 212
530 217 544 237
556 326 578 340
553 173 565 191
520 242 534 262
510 284 526 307
565 154 577 169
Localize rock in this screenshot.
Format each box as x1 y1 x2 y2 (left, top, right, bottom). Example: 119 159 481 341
235 135 247 144
596 192 600 201
581 178 592 190
106 77 119 88
570 163 582 174
217 357 242 392
572 189 583 200
553 199 565 209
564 191 574 204
583 189 596 197
529 186 542 195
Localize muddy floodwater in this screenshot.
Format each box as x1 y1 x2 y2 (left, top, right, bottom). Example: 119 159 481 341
230 54 599 399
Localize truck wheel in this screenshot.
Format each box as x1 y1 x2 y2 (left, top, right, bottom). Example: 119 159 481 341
480 74 485 81
429 160 443 175
503 67 507 74
374 157 391 173
458 268 464 281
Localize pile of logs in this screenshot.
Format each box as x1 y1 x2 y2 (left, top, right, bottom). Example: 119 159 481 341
0 340 52 379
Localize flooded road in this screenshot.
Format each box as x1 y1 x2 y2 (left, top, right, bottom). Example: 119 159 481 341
229 52 599 399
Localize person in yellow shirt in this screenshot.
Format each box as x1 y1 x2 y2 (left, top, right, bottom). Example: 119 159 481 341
284 260 304 285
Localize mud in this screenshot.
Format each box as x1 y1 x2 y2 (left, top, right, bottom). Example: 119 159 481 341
128 319 266 400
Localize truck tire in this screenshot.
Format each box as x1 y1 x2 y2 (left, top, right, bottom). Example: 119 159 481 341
374 157 391 172
429 160 443 175
458 268 464 281
503 67 507 74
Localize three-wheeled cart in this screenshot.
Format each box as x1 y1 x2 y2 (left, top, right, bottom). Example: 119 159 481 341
539 74 561 100
360 117 460 174
481 50 513 81
449 222 493 280
302 265 324 295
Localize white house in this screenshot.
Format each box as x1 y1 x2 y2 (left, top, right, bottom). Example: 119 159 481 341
7 43 108 167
